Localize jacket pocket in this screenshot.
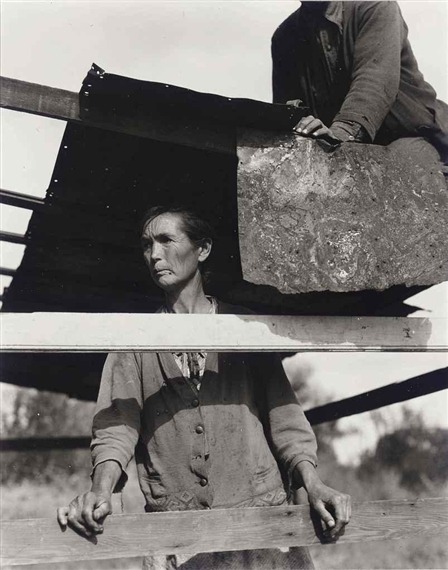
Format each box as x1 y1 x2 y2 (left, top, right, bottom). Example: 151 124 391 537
148 476 167 499
255 463 278 482
140 469 167 499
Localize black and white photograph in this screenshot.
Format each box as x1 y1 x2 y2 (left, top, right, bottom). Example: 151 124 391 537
1 1 447 569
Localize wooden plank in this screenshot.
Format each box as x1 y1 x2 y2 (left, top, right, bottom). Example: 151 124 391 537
0 436 91 452
2 499 447 566
0 267 16 277
0 230 27 245
1 313 447 352
307 367 448 425
0 76 235 154
0 76 79 122
2 366 446 451
0 188 45 211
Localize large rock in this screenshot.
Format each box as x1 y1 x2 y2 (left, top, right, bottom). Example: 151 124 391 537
237 131 447 294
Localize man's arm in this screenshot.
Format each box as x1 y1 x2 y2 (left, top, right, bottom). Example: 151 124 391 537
290 3 405 143
332 1 405 141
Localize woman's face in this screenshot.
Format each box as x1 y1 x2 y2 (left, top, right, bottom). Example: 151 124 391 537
141 212 210 293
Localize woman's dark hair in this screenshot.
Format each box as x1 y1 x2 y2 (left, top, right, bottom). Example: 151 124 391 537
140 205 214 247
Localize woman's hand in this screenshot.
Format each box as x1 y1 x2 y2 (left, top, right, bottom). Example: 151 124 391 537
294 461 351 540
57 461 121 537
57 491 112 537
306 480 351 539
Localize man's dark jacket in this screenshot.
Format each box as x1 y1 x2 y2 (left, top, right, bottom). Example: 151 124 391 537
272 1 448 146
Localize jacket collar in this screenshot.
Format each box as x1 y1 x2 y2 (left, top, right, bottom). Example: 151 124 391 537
297 2 343 34
324 2 343 32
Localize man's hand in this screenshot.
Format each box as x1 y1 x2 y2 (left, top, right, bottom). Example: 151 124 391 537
306 481 351 539
286 102 336 139
293 114 368 144
293 115 337 140
57 491 112 537
294 461 351 540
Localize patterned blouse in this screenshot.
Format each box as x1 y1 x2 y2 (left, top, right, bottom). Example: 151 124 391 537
164 296 217 392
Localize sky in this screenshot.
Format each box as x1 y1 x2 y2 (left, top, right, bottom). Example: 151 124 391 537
1 1 447 462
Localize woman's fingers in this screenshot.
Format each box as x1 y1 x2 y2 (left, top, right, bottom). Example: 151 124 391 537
56 506 69 527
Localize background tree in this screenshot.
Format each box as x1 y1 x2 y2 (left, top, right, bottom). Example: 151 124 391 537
358 407 448 493
1 388 94 484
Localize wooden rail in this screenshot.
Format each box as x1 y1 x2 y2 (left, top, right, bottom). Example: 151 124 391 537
306 366 448 424
1 365 446 451
0 436 91 452
2 499 447 566
0 188 46 211
1 313 447 352
0 230 27 245
0 76 234 154
0 267 16 277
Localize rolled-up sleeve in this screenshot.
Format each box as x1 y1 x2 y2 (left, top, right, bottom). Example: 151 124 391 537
333 1 405 140
254 354 318 479
91 352 143 491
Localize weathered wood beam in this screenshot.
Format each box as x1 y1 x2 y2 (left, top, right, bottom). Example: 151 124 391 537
0 267 16 277
2 499 447 566
0 188 45 211
2 366 446 451
0 436 90 452
1 76 79 121
0 76 235 154
306 367 448 425
1 313 446 352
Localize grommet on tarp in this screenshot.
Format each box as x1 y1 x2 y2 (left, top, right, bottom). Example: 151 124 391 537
91 63 105 76
79 63 107 118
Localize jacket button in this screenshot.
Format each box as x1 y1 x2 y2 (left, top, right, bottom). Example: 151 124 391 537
191 399 199 408
195 425 204 434
199 478 208 487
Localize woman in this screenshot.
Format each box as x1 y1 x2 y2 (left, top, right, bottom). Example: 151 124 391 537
58 206 350 569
